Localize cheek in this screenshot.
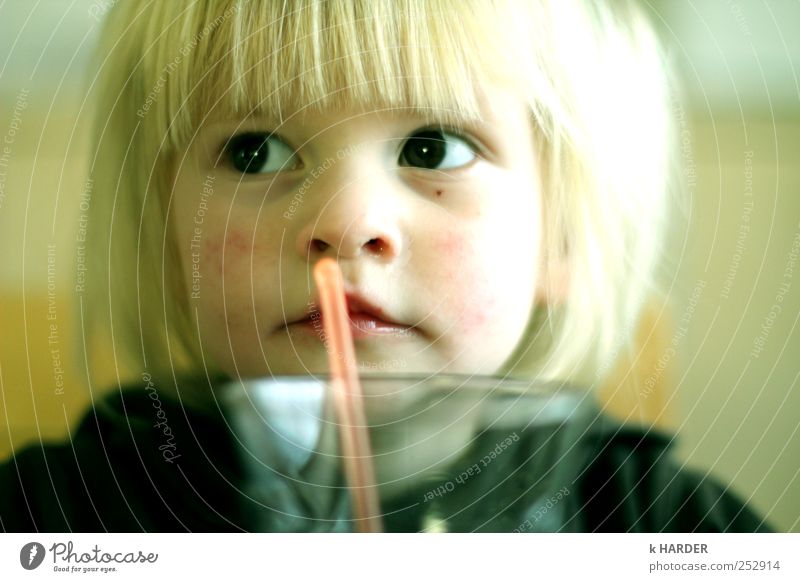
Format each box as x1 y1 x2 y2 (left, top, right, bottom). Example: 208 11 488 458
197 229 269 334
202 229 264 278
433 232 497 331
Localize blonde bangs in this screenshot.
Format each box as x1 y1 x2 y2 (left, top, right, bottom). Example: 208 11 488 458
168 0 540 131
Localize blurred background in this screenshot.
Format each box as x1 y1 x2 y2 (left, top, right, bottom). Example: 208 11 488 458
1 0 798 531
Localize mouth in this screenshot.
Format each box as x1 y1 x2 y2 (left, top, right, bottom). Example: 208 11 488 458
287 293 415 340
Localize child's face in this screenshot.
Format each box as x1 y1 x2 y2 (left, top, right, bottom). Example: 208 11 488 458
172 87 545 378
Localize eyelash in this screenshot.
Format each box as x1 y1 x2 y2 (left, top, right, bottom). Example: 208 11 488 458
412 125 484 156
220 132 299 175
220 126 484 175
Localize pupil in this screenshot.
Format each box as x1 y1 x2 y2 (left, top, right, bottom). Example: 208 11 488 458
404 130 445 169
230 133 268 173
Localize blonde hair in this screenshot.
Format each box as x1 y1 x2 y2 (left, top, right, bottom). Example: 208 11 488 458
84 0 674 389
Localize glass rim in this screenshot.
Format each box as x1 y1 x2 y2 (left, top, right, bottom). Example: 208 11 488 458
221 372 585 397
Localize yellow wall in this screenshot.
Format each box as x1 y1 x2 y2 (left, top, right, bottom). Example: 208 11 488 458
0 99 119 459
671 116 800 533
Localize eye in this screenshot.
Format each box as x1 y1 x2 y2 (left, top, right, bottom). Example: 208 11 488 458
398 129 477 170
225 132 298 174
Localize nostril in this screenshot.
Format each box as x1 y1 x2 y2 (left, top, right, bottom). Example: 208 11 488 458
307 237 390 256
365 238 386 253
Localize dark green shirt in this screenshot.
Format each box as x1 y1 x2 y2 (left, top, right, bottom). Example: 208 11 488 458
0 383 772 532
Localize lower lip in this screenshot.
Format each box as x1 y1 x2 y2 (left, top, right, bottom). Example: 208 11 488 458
295 313 413 339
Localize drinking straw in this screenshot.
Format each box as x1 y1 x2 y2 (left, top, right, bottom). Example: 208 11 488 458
313 258 383 533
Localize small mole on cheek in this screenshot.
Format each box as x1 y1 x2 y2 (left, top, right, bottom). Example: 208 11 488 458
435 190 443 197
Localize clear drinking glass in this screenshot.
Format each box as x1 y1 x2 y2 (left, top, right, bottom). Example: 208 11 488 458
219 374 587 532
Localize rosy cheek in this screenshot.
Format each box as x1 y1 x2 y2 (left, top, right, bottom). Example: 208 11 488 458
202 237 225 277
225 230 252 253
203 230 258 277
434 233 493 331
457 285 492 331
437 232 462 257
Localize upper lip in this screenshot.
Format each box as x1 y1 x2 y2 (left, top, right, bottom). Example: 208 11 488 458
290 292 404 327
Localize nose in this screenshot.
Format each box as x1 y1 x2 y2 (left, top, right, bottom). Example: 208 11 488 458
295 173 404 262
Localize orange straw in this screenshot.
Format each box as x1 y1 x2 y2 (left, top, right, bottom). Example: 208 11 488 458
313 258 383 533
